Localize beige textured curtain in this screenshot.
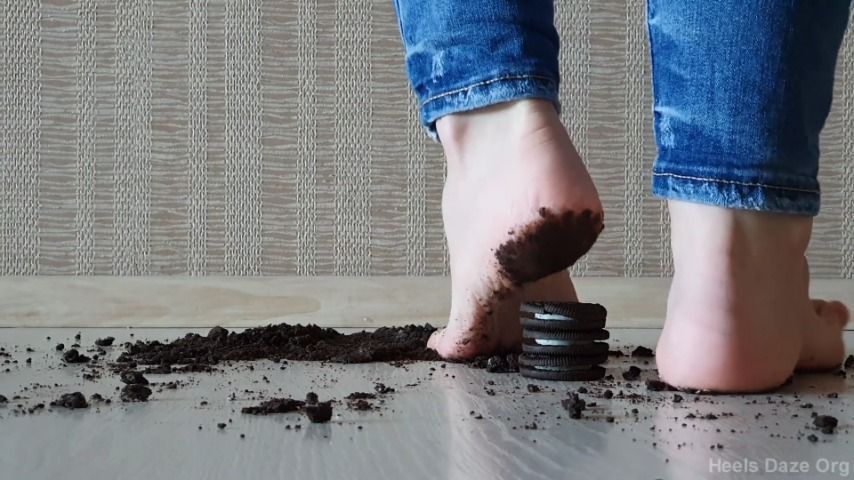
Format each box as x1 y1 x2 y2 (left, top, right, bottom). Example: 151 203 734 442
1 0 853 277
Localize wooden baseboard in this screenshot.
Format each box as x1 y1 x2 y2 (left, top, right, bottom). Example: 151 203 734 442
0 277 852 329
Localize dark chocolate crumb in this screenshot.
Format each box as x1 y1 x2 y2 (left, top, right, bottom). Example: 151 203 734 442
117 324 439 368
631 346 654 358
646 379 670 392
561 393 586 420
120 371 149 385
622 366 641 381
344 392 376 400
374 383 395 394
304 401 333 423
813 415 838 434
62 349 90 364
120 384 152 402
95 337 115 347
348 399 373 411
207 326 229 341
242 398 304 415
50 392 88 409
485 355 508 373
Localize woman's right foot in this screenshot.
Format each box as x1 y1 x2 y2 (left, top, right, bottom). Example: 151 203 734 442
656 201 848 393
427 100 603 360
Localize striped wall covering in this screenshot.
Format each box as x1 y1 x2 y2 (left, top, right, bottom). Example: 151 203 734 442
1 1 853 277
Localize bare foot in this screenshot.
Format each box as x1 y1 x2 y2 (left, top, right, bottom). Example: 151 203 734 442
656 201 848 392
427 100 603 359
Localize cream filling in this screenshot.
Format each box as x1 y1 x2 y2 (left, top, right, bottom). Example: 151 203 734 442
531 339 593 346
531 365 593 371
532 313 571 321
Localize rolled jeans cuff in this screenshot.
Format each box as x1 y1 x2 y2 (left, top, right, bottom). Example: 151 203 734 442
419 74 561 142
652 168 821 216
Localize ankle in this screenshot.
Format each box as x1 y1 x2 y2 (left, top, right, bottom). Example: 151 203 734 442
668 201 812 267
436 99 560 167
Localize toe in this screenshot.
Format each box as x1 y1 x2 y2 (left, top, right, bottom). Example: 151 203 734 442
822 300 849 328
811 299 849 328
797 299 847 372
427 327 479 360
427 329 442 352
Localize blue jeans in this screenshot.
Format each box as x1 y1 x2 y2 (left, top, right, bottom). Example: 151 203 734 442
393 0 852 216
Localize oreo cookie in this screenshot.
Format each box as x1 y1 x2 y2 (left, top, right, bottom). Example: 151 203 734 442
519 365 607 381
522 328 609 342
520 302 607 331
522 339 609 356
521 329 609 355
521 302 607 318
518 301 609 381
519 353 609 368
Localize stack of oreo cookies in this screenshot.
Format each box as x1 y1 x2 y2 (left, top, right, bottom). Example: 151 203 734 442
518 302 609 381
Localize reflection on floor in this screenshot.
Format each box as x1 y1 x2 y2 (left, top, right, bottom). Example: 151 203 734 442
0 328 851 480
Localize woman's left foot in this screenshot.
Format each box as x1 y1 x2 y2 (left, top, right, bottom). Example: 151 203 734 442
656 201 848 393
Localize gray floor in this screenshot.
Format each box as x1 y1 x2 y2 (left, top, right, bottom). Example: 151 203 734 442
0 328 851 480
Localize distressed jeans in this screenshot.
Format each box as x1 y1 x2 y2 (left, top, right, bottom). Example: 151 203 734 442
393 0 852 216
